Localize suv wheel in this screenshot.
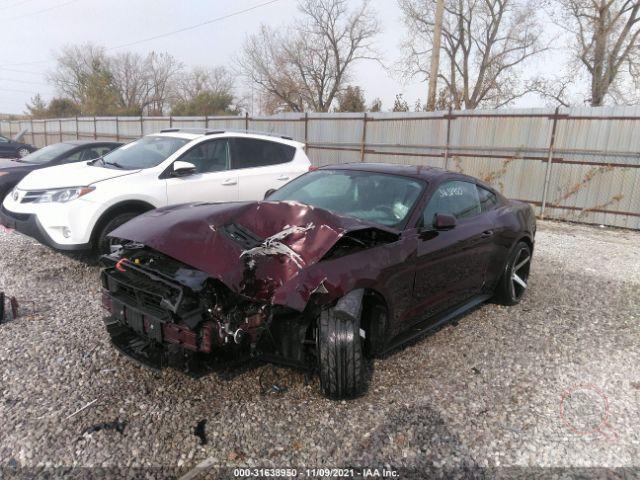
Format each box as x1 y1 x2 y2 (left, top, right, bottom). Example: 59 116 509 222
17 148 30 158
316 308 366 399
95 212 139 255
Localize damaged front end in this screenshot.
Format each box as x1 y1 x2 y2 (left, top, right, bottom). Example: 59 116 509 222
99 201 402 379
100 244 312 375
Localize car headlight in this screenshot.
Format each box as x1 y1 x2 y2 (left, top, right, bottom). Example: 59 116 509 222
0 172 9 177
33 187 96 204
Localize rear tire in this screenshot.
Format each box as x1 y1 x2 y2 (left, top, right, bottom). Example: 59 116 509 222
317 308 366 399
95 212 139 255
493 241 532 306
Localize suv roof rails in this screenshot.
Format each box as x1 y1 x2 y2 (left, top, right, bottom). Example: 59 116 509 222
160 127 294 141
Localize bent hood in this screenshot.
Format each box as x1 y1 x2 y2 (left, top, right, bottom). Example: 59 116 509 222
111 201 397 308
17 162 138 190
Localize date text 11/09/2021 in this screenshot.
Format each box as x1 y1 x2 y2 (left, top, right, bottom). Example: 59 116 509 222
233 468 400 477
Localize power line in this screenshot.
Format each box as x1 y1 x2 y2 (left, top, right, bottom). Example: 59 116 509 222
0 0 282 70
0 0 78 21
107 0 282 51
0 67 46 75
0 77 49 86
0 87 49 95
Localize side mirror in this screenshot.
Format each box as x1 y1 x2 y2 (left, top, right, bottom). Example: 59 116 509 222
434 213 457 230
264 188 277 199
172 161 196 177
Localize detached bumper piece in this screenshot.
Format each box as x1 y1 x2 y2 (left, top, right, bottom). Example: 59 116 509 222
0 291 18 324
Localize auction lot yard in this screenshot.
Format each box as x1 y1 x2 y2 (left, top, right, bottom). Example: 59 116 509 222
0 220 639 478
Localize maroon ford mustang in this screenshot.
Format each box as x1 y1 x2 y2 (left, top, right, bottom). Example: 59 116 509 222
100 163 536 399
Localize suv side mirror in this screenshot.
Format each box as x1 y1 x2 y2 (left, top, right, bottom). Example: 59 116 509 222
172 161 197 177
264 188 277 199
434 213 457 230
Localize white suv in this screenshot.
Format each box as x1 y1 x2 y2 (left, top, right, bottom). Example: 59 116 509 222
0 129 311 253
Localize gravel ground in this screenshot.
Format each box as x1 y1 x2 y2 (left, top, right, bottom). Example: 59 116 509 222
0 220 639 478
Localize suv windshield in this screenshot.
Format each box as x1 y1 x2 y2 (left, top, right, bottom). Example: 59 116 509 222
269 169 425 228
20 143 76 165
100 136 189 170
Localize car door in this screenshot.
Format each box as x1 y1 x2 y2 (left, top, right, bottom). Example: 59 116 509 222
229 137 298 200
164 138 239 205
410 180 496 324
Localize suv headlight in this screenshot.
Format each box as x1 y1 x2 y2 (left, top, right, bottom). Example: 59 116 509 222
33 187 95 204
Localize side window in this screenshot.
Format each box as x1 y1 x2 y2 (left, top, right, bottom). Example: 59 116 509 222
84 146 117 160
230 138 296 169
478 186 499 212
178 140 229 173
64 150 84 162
422 180 481 226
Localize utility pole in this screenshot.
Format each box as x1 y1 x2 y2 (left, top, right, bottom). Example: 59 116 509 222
427 0 445 111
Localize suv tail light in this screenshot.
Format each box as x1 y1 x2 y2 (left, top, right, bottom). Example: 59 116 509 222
309 165 318 171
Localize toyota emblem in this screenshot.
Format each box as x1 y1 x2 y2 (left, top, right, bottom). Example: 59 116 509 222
12 190 18 202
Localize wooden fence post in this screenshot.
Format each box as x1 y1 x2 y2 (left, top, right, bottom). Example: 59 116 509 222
245 112 249 132
360 112 368 162
540 106 561 219
30 118 34 144
43 120 47 146
139 116 144 137
75 116 79 139
93 117 97 140
304 112 309 148
59 119 63 142
115 117 120 141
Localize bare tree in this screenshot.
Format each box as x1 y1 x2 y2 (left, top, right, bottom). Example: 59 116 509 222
173 66 235 104
147 52 183 115
48 43 113 106
110 52 153 115
239 0 380 113
557 0 640 106
399 0 547 109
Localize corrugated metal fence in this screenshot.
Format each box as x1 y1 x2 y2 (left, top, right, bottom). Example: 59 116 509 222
1 106 639 229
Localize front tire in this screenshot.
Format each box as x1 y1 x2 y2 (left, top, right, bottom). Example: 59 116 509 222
17 148 30 158
95 212 139 255
493 241 532 306
317 308 366 399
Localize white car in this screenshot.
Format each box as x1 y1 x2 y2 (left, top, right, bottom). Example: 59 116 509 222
0 129 311 253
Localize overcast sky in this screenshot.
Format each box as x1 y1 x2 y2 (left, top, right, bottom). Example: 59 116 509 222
0 0 565 114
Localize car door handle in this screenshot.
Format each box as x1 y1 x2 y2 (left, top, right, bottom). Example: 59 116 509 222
221 179 237 186
277 175 290 181
481 230 494 238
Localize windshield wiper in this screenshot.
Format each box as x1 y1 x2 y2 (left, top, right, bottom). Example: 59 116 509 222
89 156 105 166
104 161 125 169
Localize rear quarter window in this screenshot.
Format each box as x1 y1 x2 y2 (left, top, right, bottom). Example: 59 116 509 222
230 138 296 169
478 186 499 212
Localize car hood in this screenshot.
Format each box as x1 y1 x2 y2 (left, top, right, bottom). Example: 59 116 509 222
17 162 139 190
110 201 399 308
0 159 33 172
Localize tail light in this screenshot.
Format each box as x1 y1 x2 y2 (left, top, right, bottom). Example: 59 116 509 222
309 165 318 171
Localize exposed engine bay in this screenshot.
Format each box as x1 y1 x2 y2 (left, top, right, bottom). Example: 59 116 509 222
100 243 313 375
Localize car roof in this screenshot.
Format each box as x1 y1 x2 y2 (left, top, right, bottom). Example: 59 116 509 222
61 140 122 146
319 163 454 181
152 130 305 148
